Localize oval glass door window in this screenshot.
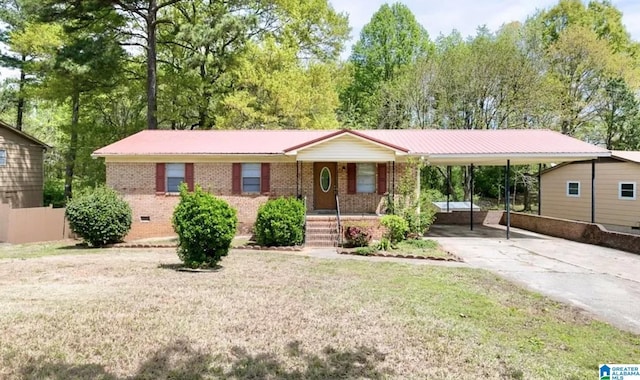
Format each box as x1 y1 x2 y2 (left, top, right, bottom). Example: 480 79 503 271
320 167 331 193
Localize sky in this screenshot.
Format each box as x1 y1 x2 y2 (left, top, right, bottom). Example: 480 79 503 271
330 0 640 59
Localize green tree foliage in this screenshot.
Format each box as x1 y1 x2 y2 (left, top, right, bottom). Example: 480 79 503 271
217 39 341 129
35 5 126 198
254 197 305 247
172 185 238 267
341 3 432 128
0 0 63 129
65 186 132 247
157 0 348 129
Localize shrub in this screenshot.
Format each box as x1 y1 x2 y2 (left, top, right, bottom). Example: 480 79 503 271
254 197 305 247
343 224 372 247
385 160 438 237
65 186 132 247
377 237 391 251
380 215 408 244
172 185 237 267
354 246 377 256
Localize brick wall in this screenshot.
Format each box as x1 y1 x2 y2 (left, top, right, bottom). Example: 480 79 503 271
107 162 298 240
502 212 640 255
107 160 414 240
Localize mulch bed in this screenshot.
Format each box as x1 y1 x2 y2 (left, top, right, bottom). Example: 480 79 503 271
337 249 463 262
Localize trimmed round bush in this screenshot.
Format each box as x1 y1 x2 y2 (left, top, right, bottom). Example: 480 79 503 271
254 197 305 247
172 185 237 268
65 186 132 247
380 214 408 244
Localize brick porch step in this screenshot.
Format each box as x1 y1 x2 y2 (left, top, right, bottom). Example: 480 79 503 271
305 216 340 247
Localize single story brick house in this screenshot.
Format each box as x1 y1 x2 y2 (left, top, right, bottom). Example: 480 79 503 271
540 150 640 232
93 129 609 241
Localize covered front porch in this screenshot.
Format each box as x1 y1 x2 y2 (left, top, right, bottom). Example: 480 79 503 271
286 130 413 216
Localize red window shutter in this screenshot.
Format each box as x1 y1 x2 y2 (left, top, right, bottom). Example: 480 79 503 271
232 163 241 194
347 163 356 194
377 163 387 195
261 163 270 194
155 163 165 193
185 163 194 191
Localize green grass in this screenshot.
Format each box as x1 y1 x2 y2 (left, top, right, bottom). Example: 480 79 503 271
0 241 97 259
0 245 637 379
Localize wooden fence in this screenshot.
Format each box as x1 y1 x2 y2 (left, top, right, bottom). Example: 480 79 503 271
0 204 73 244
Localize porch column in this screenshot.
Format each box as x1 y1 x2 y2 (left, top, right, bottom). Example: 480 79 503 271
591 159 596 223
470 163 474 231
296 161 300 198
505 160 511 240
392 161 396 202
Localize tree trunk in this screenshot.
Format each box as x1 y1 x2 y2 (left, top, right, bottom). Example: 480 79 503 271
523 184 531 212
16 54 26 130
198 61 209 129
462 165 471 201
146 0 158 130
64 91 80 199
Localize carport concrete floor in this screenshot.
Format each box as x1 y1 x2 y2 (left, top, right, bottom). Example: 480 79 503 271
426 224 640 334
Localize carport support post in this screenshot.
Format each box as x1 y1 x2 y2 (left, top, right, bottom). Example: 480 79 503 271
446 165 451 212
506 160 511 240
537 163 541 216
591 159 596 223
470 164 474 231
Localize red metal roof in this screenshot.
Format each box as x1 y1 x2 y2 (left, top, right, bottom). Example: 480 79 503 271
93 129 609 161
94 130 329 155
360 129 607 155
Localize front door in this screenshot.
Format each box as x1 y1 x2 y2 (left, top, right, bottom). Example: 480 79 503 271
313 162 337 210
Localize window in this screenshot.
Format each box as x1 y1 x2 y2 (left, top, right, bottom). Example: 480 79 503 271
0 149 5 166
566 181 580 197
619 182 636 200
242 163 261 193
166 163 185 193
357 163 375 193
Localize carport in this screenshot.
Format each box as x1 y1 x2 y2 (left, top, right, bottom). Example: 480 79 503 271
416 130 611 239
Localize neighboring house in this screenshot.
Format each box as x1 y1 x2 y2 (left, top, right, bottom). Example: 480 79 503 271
0 121 49 208
93 129 609 240
540 150 640 231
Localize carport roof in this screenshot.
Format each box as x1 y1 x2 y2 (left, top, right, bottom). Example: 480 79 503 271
93 128 610 165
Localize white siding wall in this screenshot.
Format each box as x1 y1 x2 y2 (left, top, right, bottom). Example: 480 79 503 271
296 135 396 162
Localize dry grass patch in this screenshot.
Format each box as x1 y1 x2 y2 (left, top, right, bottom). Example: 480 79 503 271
0 247 638 379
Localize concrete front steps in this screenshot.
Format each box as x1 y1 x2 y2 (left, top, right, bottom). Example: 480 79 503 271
305 215 340 247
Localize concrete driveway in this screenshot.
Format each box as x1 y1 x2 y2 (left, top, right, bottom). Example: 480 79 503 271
427 224 640 334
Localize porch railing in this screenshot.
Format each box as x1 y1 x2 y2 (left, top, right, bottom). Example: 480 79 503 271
335 193 342 246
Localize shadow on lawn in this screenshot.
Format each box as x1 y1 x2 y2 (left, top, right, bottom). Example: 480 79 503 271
20 339 391 379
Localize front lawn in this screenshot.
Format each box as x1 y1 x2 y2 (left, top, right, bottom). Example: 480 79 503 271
0 245 637 379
